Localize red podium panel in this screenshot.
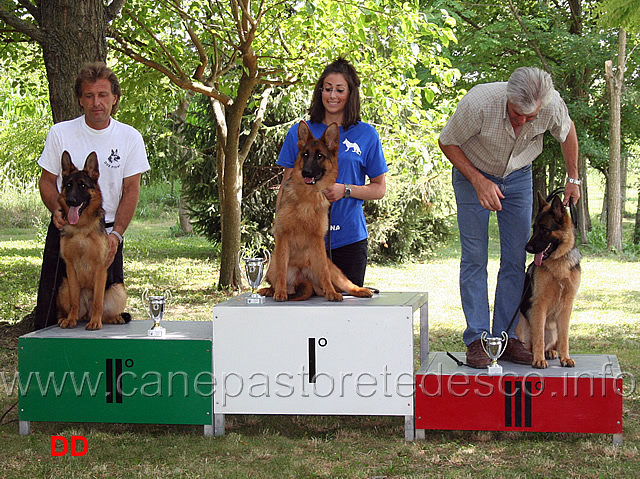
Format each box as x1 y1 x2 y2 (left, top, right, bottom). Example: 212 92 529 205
416 352 623 436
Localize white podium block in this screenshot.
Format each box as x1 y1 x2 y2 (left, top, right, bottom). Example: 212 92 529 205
212 292 427 439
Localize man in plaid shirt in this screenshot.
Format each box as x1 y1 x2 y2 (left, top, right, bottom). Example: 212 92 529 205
439 67 580 368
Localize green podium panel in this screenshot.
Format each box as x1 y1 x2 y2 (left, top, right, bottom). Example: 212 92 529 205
18 321 213 432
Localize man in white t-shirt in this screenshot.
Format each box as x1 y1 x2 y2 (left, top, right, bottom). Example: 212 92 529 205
34 62 150 330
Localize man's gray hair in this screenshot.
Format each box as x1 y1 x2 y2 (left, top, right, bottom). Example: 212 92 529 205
506 67 554 114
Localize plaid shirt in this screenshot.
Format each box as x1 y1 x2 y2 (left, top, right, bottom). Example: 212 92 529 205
439 82 572 178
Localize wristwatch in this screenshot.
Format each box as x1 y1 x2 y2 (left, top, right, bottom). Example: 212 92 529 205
567 177 582 186
344 184 352 198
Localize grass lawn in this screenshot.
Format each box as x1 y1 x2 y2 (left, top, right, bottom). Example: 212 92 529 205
1 201 639 477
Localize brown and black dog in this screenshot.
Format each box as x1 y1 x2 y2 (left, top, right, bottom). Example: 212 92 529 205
258 121 373 302
57 151 129 330
516 191 581 368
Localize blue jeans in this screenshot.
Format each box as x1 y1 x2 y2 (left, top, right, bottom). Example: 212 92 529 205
452 166 532 346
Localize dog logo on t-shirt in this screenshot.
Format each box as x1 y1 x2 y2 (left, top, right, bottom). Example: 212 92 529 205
343 138 362 155
104 149 121 169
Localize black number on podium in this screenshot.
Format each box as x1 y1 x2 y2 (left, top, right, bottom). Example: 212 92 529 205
307 338 327 383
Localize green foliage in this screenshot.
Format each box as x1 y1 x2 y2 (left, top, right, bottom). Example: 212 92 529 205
0 184 49 229
596 0 640 32
366 142 456 263
433 0 640 199
107 0 462 263
0 57 51 185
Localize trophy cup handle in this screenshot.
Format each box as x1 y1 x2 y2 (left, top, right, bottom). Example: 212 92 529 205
262 249 271 277
141 289 150 318
163 288 173 306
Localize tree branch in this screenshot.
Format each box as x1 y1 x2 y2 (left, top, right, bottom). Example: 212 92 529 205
123 6 187 79
0 3 45 43
239 85 272 162
506 0 550 72
105 0 127 22
17 0 38 21
108 27 233 106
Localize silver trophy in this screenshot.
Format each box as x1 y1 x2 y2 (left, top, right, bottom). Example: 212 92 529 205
238 249 270 304
481 331 508 375
142 289 172 337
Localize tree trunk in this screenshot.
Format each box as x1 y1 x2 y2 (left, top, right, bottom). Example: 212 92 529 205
604 29 626 253
178 195 193 234
577 153 590 244
38 0 110 123
634 184 640 245
1 0 123 124
532 161 546 219
621 153 628 216
217 58 259 289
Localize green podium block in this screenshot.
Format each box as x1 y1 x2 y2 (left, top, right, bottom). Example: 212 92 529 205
18 321 213 434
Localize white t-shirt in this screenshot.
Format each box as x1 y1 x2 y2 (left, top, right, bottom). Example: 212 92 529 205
38 116 150 223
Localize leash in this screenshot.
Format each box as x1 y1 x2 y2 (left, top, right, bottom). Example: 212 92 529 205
45 218 64 329
446 351 470 368
327 204 332 261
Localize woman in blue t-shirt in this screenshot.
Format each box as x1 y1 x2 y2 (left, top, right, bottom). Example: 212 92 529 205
276 58 388 286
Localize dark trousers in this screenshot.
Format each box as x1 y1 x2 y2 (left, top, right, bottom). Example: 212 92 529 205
328 238 368 287
34 218 124 330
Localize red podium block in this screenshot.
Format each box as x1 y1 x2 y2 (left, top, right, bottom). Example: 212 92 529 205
415 352 623 442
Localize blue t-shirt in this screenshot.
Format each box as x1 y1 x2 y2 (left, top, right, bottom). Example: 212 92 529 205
277 121 388 249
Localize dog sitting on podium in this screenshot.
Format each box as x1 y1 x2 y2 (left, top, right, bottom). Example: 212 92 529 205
258 121 373 302
56 151 130 330
516 190 581 369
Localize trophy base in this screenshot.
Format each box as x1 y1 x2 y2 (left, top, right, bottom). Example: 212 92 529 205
486 364 503 375
245 294 265 304
148 326 166 337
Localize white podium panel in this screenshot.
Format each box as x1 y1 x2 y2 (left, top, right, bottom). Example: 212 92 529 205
213 292 426 418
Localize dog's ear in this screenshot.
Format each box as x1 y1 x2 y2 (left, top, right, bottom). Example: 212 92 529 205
83 152 100 181
550 195 566 223
321 123 340 157
297 121 312 150
61 151 78 177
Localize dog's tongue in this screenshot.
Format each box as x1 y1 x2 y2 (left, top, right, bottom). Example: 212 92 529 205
534 252 543 266
68 206 81 225
304 177 315 185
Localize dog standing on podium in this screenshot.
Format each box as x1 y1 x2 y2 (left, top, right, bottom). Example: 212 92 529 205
516 190 581 368
258 121 373 302
56 151 130 330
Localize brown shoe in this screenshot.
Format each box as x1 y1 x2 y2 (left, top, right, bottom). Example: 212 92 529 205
466 339 491 369
502 338 533 365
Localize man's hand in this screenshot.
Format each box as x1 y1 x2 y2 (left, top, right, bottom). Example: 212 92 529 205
473 176 505 211
52 208 67 230
107 233 119 267
563 182 581 206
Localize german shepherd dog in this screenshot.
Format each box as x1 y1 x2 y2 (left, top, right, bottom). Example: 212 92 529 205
516 191 581 368
258 121 373 302
56 151 129 330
